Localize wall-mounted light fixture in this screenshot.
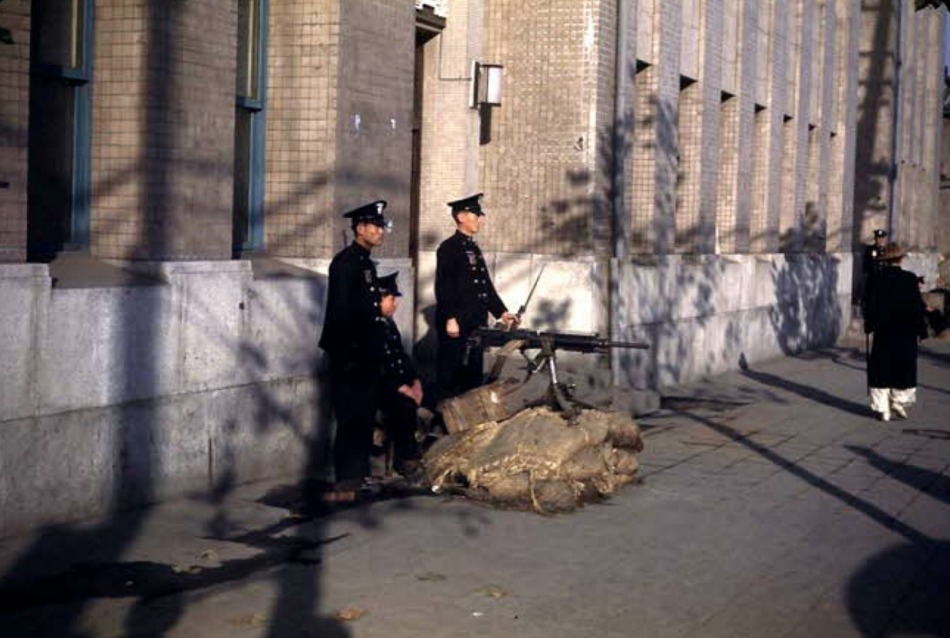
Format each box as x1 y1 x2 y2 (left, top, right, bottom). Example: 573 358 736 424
471 62 504 108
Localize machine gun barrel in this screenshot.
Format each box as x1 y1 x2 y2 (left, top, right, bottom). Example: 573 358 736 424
472 327 649 352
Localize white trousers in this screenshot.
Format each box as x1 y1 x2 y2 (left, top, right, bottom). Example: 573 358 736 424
869 387 916 415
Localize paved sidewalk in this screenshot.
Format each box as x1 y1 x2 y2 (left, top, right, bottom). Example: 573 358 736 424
1 340 949 638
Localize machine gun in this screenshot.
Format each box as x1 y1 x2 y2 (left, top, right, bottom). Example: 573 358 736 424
468 327 649 418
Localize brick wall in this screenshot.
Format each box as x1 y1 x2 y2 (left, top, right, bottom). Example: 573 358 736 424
335 0 415 260
92 0 236 261
853 0 897 242
853 1 944 252
266 0 340 259
941 115 950 254
478 0 612 257
0 0 29 263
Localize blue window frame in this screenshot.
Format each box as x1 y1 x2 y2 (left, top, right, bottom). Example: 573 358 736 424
233 0 268 256
28 0 93 261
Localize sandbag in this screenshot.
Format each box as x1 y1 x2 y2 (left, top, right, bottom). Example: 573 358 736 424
424 406 644 514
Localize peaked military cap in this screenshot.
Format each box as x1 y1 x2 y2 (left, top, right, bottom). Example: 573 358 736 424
378 272 402 297
873 229 887 238
343 200 389 227
447 193 485 216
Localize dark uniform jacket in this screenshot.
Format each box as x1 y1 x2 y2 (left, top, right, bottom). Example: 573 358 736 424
865 266 928 389
435 231 507 337
377 315 417 389
862 243 886 277
319 242 383 370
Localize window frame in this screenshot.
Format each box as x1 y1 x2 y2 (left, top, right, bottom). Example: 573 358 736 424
28 0 94 257
233 0 268 256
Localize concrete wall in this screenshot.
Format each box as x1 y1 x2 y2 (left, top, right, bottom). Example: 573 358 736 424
0 258 415 538
414 248 856 392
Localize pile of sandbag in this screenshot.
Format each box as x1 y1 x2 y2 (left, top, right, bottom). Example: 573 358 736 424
423 406 644 514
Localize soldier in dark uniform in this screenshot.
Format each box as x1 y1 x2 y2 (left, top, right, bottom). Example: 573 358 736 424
861 229 889 333
862 229 888 278
375 272 424 481
318 200 389 501
435 193 517 399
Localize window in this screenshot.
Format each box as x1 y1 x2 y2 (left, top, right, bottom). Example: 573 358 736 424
233 0 268 256
28 0 93 261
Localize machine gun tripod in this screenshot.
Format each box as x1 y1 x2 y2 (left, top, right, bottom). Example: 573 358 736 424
468 327 650 418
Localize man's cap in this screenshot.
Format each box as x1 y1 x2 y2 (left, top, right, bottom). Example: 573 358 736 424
343 200 389 227
881 242 905 261
447 193 484 216
873 229 887 238
378 272 402 297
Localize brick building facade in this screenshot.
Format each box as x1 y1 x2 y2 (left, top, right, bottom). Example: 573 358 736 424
0 0 945 535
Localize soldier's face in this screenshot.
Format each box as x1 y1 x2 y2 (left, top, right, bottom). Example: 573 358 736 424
457 211 482 235
381 294 397 317
356 222 385 248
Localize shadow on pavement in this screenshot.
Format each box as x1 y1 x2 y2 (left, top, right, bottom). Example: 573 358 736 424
664 400 948 638
738 364 872 418
847 540 950 638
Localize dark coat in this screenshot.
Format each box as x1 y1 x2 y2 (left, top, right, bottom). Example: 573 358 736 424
865 266 928 389
378 315 418 389
318 242 383 370
435 230 507 338
318 241 386 482
862 243 886 276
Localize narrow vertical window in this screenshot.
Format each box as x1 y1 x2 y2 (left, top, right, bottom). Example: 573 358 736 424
233 0 268 256
28 0 93 261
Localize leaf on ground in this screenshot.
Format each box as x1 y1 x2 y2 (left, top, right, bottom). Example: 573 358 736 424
171 563 201 574
226 613 267 627
335 606 368 621
415 571 447 581
475 584 507 599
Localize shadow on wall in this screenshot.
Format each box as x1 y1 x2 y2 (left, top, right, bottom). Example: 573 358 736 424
769 240 843 355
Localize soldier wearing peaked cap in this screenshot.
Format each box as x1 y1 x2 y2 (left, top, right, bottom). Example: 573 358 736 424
319 200 390 499
435 193 518 399
861 229 889 336
863 229 888 278
375 272 424 480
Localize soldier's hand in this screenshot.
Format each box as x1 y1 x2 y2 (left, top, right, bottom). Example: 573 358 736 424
398 384 417 404
501 312 519 327
446 318 460 338
399 381 423 406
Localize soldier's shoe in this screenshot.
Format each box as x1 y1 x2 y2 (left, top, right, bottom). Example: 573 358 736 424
318 480 360 504
891 403 908 419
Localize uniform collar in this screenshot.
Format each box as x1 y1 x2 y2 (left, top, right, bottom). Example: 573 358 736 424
351 241 372 257
455 230 476 244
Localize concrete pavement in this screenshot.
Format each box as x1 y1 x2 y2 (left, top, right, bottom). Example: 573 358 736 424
1 338 949 637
